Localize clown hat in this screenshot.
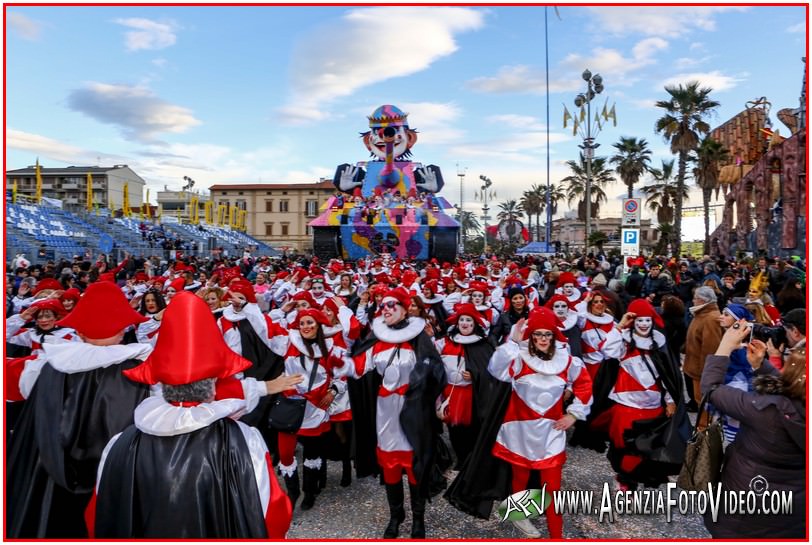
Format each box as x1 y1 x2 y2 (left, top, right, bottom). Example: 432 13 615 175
167 277 186 294
468 281 490 297
60 288 81 303
292 290 318 309
57 281 147 339
524 307 567 342
290 308 332 329
626 298 665 329
229 279 257 303
381 287 412 310
124 292 251 386
557 272 578 287
32 278 63 295
28 298 68 319
446 303 488 329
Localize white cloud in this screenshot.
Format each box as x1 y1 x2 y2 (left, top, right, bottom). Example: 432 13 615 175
689 42 705 51
114 18 178 51
585 6 747 37
397 102 465 145
629 98 658 110
559 37 668 84
786 22 805 33
67 82 201 143
467 65 581 94
659 71 744 92
6 128 124 164
674 56 712 70
486 114 545 131
277 7 484 125
151 58 168 68
8 12 43 40
447 131 571 164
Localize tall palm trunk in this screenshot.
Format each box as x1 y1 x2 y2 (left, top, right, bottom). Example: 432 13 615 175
536 212 542 242
674 151 688 256
628 185 634 199
702 187 712 255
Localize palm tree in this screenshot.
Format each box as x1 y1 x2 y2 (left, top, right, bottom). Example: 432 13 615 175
561 153 615 220
640 160 689 224
654 81 720 256
654 222 674 255
519 189 541 242
588 230 609 255
458 211 482 240
693 136 729 254
497 199 521 222
610 136 652 199
545 182 567 216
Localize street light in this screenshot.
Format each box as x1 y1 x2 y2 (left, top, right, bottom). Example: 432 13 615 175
572 69 605 253
479 175 493 251
457 163 467 252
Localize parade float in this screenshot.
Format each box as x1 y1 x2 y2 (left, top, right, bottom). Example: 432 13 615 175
309 105 460 261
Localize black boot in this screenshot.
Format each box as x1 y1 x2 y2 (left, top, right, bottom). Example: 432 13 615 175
283 469 300 508
409 485 426 539
318 459 327 492
340 458 352 487
382 482 406 539
301 463 319 510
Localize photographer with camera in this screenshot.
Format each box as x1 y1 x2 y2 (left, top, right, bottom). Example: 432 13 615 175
765 309 806 370
700 320 805 539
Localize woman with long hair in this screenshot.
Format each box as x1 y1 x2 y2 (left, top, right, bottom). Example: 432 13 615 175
776 278 805 315
134 289 167 347
408 295 436 337
489 285 530 345
575 289 623 381
276 308 348 511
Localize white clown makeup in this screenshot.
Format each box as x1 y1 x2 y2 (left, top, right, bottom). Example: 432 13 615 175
381 299 407 326
552 301 569 319
457 315 476 336
562 283 576 297
311 282 325 297
634 317 653 337
471 291 485 306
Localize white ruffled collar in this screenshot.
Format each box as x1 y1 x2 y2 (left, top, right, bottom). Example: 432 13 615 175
43 342 153 374
222 303 252 322
586 311 614 325
419 293 443 305
322 324 343 338
134 396 247 437
519 348 570 376
559 312 578 331
556 288 582 302
475 304 493 312
621 329 666 350
371 316 426 344
289 329 324 358
451 333 483 345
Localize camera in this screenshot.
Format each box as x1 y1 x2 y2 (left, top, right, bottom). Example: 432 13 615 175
750 323 787 347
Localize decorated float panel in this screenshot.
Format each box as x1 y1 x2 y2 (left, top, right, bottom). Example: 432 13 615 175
310 105 460 261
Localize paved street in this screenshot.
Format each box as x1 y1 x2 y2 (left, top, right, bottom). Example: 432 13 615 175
286 432 711 540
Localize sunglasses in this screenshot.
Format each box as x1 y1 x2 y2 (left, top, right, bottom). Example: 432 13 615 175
531 331 554 339
381 300 400 310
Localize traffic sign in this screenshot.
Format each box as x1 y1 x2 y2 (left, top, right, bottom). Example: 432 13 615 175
621 228 640 256
622 198 641 226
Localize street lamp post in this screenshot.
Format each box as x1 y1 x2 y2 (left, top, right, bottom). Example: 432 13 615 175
573 69 604 253
479 175 493 252
457 163 467 252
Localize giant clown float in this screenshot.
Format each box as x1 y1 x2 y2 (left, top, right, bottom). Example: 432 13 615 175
310 105 460 261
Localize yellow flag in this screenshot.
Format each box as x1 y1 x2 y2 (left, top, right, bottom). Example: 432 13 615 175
86 172 94 212
109 195 114 212
12 180 17 204
579 106 586 123
595 111 603 131
572 117 579 136
563 106 573 128
145 189 150 218
609 104 617 126
601 98 609 121
157 204 163 218
35 158 42 204
122 182 131 217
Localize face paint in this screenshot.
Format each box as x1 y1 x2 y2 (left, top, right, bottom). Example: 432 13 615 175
552 301 569 319
471 292 485 305
458 315 476 336
562 283 575 296
634 316 653 336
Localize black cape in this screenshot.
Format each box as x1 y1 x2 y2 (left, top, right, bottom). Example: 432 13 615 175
584 339 690 486
7 359 150 538
94 419 268 538
347 320 448 498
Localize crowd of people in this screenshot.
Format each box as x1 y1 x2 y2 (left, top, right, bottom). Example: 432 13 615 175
4 248 806 539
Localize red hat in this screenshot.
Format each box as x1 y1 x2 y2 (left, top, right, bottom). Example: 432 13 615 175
352 187 363 198
292 308 331 329
423 280 439 295
518 267 530 280
446 303 488 329
357 259 366 268
557 272 578 287
408 186 417 199
381 287 411 310
292 291 318 309
124 292 251 386
60 287 81 302
322 297 340 317
453 266 467 279
374 273 391 285
330 263 343 274
167 277 186 294
33 278 63 295
508 263 518 272
229 279 257 303
473 266 488 278
442 262 452 270
369 284 389 297
523 307 567 342
545 294 572 311
174 263 188 273
468 281 490 297
57 281 147 339
425 267 441 281
134 271 149 282
276 271 290 281
373 258 383 267
152 276 168 286
220 266 242 285
401 270 418 288
443 277 457 291
309 265 323 276
626 298 665 329
98 272 117 284
28 298 68 319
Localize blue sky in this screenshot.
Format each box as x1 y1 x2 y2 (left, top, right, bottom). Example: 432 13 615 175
5 4 807 240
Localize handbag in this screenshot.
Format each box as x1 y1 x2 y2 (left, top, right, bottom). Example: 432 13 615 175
267 354 320 433
436 354 461 422
677 386 724 491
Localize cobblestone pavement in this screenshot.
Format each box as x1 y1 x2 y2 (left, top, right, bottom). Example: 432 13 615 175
285 433 711 540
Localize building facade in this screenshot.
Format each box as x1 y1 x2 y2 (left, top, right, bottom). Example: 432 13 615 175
208 180 335 252
551 215 657 253
6 164 145 212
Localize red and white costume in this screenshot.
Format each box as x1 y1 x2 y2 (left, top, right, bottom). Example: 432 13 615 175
217 303 288 358
323 306 362 422
576 307 623 379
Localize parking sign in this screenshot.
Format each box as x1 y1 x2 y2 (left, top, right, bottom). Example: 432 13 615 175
622 198 641 226
621 228 639 256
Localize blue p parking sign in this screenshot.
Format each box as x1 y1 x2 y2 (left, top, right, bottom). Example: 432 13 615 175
621 228 640 257
623 230 638 244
